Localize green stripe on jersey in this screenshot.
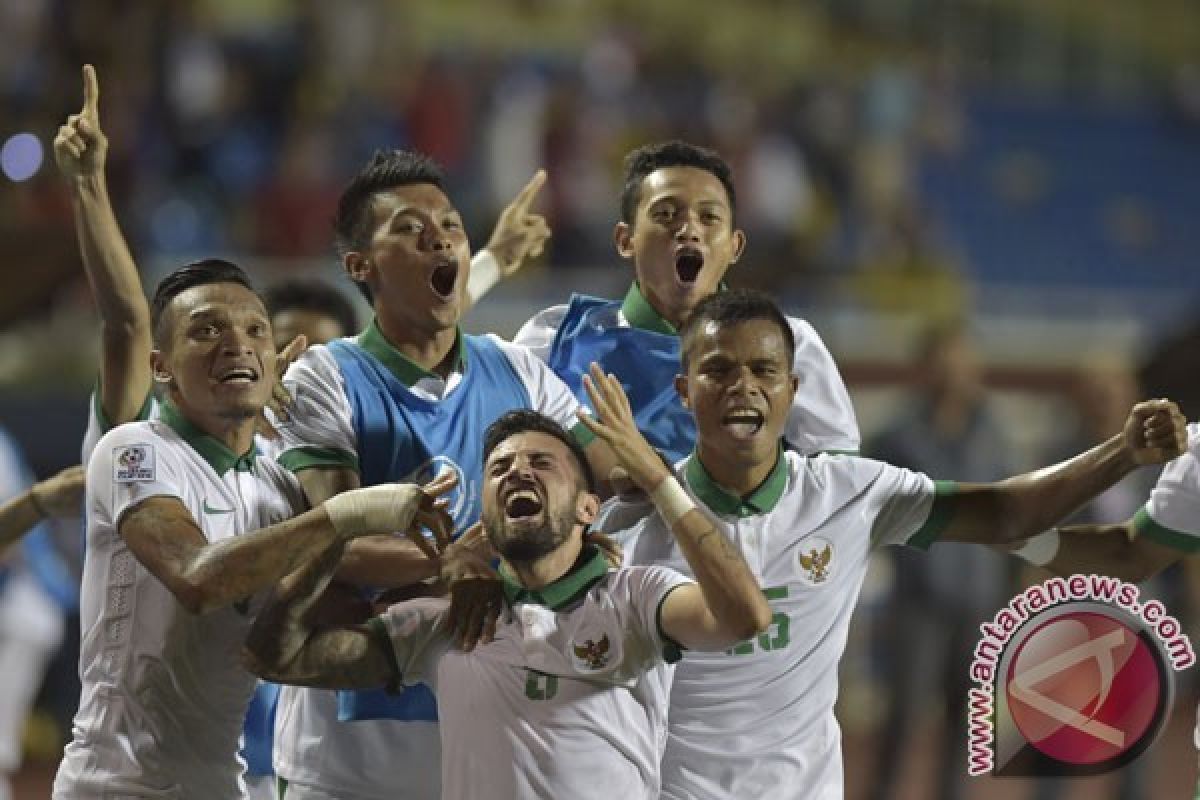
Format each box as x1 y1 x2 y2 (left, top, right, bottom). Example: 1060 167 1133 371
366 616 405 693
1134 508 1200 553
907 480 959 551
569 420 597 449
278 445 360 475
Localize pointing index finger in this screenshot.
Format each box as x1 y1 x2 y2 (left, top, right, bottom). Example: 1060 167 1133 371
83 64 100 121
511 169 547 213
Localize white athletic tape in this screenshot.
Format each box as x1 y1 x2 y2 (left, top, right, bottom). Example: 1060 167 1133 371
323 484 418 537
1012 529 1060 567
651 477 696 528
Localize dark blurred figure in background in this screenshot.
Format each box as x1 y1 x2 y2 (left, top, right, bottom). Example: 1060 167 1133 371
865 320 1018 800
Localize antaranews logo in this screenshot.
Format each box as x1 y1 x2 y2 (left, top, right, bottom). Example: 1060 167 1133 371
967 574 1194 778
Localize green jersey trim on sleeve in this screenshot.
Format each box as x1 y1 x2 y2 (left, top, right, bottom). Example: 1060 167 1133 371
366 616 405 693
569 420 597 449
1133 508 1200 554
907 480 960 551
655 583 688 664
277 446 360 475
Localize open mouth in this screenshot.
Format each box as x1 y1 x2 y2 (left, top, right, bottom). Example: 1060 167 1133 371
504 488 544 520
675 247 704 283
430 259 459 299
722 408 764 440
215 366 259 386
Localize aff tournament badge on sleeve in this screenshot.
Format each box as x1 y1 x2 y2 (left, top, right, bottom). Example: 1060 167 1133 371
114 444 155 482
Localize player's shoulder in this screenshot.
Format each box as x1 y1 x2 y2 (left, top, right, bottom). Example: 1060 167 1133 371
283 340 344 381
480 333 557 375
798 449 897 494
93 418 175 455
1186 422 1200 455
600 564 691 605
517 303 571 336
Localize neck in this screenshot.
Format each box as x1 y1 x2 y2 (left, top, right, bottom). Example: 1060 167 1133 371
173 397 257 455
374 311 458 376
507 536 584 591
695 443 776 497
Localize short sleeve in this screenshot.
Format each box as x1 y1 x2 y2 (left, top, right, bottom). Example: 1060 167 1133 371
512 304 569 364
465 250 501 306
784 317 861 455
863 460 950 549
273 345 360 474
1135 427 1200 552
623 566 694 664
372 597 452 687
81 385 157 466
488 335 589 443
90 426 187 528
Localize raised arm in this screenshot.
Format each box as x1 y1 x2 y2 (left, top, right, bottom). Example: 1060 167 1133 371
121 476 452 615
295 466 445 588
577 364 772 650
938 399 1187 546
54 64 153 425
465 169 550 307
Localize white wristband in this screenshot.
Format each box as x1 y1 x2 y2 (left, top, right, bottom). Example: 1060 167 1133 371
323 485 417 537
1012 529 1061 567
651 477 696 528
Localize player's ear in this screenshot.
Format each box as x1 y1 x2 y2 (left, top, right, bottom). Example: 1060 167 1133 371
150 349 172 385
343 251 371 284
613 222 635 260
576 490 599 525
730 228 747 264
674 373 691 408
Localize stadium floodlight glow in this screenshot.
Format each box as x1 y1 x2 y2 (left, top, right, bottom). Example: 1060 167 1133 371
1 132 44 182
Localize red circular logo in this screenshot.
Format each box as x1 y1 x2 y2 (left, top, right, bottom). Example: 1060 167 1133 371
1005 611 1162 766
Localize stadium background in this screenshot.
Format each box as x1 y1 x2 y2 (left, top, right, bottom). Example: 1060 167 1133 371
1 0 1198 796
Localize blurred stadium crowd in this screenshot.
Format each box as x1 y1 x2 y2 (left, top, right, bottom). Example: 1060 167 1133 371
1 1 1199 798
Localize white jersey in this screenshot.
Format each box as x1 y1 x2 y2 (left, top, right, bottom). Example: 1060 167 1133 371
618 450 950 800
54 411 304 800
1135 422 1200 749
515 288 861 455
371 551 690 800
272 324 585 800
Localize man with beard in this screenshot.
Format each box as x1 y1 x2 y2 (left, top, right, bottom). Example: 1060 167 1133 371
511 140 859 465
268 148 616 800
244 398 771 800
52 259 456 799
613 289 1186 800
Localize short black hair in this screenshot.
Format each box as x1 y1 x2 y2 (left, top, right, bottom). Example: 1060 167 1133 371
619 140 737 226
679 289 795 369
150 259 260 344
333 149 446 303
263 280 359 338
483 410 596 493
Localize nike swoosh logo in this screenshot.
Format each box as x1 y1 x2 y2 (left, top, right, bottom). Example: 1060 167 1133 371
203 500 235 515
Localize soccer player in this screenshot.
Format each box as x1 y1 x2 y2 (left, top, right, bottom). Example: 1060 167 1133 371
512 141 860 464
1003 421 1200 796
612 289 1185 800
51 259 456 800
244 402 771 800
269 149 615 800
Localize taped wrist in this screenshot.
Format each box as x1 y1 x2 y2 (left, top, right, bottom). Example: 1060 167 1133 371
651 477 696 528
323 485 414 537
1012 529 1061 567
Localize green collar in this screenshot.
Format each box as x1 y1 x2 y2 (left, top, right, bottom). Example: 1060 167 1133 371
500 545 610 610
355 318 466 387
685 447 788 517
620 282 678 335
158 400 257 475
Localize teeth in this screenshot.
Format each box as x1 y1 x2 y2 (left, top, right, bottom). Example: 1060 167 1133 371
723 410 763 439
